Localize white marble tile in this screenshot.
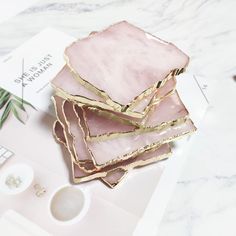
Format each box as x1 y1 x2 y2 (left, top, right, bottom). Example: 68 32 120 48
158 77 236 235
0 0 38 24
0 0 236 235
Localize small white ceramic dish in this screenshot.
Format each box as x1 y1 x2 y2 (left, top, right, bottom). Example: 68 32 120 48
48 185 90 225
0 163 34 195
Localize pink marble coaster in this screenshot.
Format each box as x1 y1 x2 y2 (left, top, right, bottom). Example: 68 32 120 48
52 95 195 169
53 119 171 188
53 21 189 119
79 90 188 141
52 67 177 124
51 21 197 188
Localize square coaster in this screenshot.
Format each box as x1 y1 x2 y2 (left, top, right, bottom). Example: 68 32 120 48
62 21 189 118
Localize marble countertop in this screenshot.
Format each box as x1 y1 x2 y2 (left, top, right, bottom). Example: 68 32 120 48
0 0 236 235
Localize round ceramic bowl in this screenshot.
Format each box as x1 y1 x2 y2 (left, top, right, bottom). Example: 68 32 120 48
0 163 34 195
48 185 90 225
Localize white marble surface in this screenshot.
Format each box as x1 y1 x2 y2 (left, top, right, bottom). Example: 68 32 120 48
0 0 236 235
0 0 38 24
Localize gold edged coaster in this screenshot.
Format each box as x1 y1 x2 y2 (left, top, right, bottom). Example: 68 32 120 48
63 21 189 119
52 67 180 120
53 119 171 188
58 98 196 169
76 90 189 142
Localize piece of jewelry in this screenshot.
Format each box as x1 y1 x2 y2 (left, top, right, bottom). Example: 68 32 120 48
5 175 22 189
33 184 46 197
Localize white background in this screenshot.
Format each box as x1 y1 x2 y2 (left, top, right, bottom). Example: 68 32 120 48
0 0 38 24
0 0 235 235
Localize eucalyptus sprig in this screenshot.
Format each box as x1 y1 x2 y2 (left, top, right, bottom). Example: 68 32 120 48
0 87 36 128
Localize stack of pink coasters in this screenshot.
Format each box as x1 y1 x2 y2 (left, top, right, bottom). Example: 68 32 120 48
51 21 196 188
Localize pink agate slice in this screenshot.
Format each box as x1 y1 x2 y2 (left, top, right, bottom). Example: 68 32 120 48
131 78 176 113
88 77 177 124
80 90 188 138
145 91 188 126
53 95 94 166
54 95 193 168
73 102 195 166
72 143 171 180
82 107 136 137
51 66 176 121
52 96 77 159
52 66 103 102
86 119 195 166
53 120 126 186
101 169 127 187
58 96 176 168
63 100 93 162
53 112 171 187
65 21 189 105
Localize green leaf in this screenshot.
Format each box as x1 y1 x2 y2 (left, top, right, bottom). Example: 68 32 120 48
0 101 12 128
0 89 4 97
0 92 11 109
12 99 26 111
0 87 7 95
0 88 10 97
0 90 10 98
11 106 25 124
13 95 36 110
0 88 36 129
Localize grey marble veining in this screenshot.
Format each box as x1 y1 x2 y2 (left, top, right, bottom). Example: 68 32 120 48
0 0 235 81
0 0 236 235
